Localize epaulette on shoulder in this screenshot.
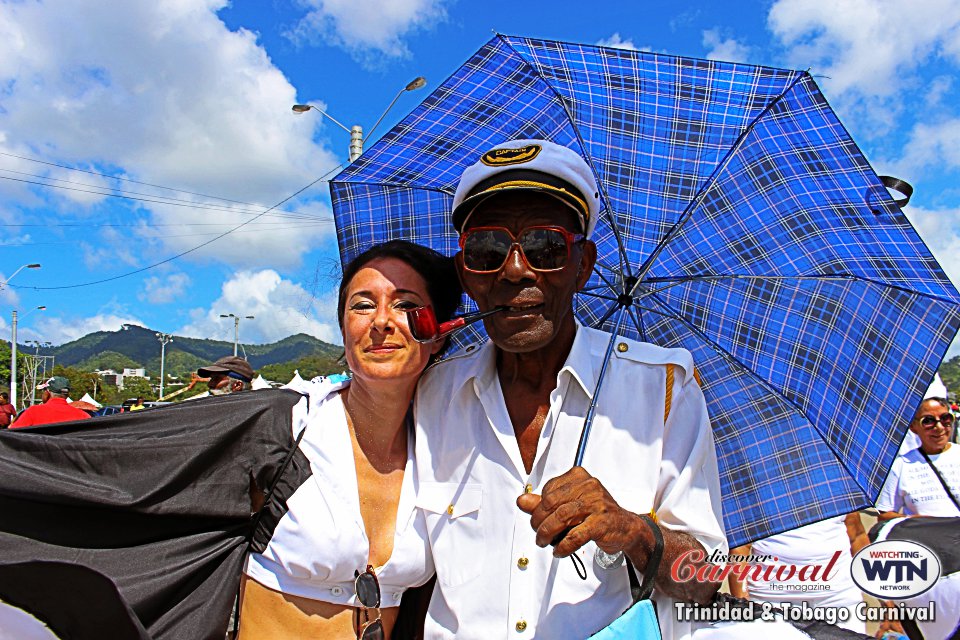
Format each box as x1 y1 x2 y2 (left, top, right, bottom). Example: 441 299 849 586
602 334 701 424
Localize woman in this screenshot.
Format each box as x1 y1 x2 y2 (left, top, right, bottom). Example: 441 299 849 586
877 396 960 519
238 240 461 639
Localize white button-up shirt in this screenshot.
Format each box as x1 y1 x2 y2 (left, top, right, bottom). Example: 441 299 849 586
414 324 726 639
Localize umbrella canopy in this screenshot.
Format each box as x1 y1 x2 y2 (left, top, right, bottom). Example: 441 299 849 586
330 35 960 546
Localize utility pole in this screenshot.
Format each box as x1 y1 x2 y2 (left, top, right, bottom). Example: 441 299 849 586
219 313 254 357
25 341 52 406
10 310 17 410
10 307 47 410
156 333 173 399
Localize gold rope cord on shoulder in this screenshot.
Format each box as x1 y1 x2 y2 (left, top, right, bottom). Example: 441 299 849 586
664 364 675 424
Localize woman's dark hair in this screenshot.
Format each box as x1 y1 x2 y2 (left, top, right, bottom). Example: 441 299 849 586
337 240 462 330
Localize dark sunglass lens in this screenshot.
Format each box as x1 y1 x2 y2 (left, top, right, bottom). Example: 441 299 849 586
355 572 380 608
464 230 511 271
920 416 936 427
941 413 955 426
360 620 385 640
520 229 568 270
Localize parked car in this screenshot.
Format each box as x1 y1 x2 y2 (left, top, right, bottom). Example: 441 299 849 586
94 405 124 417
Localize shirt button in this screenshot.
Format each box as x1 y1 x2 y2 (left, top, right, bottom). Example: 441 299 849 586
447 504 454 515
617 342 628 353
517 556 529 569
330 586 343 596
516 620 527 632
524 483 533 494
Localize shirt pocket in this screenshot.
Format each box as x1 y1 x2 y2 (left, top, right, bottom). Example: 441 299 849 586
416 482 484 588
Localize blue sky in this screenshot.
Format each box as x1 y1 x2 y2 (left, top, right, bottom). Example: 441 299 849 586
2 0 960 353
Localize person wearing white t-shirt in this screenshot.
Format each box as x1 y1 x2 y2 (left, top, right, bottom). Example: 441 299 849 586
878 397 960 519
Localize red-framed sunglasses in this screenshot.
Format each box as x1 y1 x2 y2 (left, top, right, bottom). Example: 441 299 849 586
459 225 585 274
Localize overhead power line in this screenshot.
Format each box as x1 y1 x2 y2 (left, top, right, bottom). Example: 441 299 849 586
7 162 343 290
0 172 325 222
1 150 275 207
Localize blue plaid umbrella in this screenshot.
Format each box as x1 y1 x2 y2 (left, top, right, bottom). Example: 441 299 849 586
330 34 960 547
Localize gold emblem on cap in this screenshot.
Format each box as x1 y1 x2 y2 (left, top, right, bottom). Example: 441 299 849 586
480 144 542 166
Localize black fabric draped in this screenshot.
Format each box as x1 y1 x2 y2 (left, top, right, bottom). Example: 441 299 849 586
0 389 307 640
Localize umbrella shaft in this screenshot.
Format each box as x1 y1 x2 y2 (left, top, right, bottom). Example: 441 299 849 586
573 307 628 466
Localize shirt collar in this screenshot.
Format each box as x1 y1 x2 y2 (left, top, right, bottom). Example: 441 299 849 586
458 320 603 400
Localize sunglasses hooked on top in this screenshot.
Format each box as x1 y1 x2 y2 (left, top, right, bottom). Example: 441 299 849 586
459 225 584 273
354 565 384 640
918 413 955 429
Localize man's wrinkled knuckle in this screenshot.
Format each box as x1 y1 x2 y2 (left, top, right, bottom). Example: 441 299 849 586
556 502 577 523
540 491 561 512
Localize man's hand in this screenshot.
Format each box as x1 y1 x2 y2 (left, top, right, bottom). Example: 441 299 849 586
516 466 721 604
516 466 647 558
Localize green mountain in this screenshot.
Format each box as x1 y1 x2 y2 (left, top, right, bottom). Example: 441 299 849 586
26 324 342 379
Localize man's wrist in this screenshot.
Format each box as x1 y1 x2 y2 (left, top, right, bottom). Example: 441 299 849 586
623 511 656 566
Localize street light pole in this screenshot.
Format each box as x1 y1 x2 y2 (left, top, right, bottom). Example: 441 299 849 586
3 263 42 410
219 314 254 357
156 332 173 399
10 305 45 411
0 263 41 293
291 104 361 162
292 76 426 163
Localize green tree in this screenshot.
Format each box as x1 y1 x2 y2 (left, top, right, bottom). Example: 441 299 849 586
259 354 344 383
120 376 156 402
52 365 101 400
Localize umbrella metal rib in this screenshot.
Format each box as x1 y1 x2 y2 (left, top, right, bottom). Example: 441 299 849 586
630 72 809 296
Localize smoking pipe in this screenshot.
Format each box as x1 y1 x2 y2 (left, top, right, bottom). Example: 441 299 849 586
405 305 507 343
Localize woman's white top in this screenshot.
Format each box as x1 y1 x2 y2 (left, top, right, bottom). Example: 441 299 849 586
244 377 434 607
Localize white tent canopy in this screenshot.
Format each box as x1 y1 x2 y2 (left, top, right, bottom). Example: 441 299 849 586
75 393 102 408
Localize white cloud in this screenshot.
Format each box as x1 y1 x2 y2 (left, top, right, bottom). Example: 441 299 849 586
34 313 146 346
135 198 337 270
905 204 960 357
288 0 448 61
178 269 340 345
702 29 750 63
0 279 20 307
139 272 192 304
596 33 643 51
768 0 960 101
0 0 339 268
881 118 960 179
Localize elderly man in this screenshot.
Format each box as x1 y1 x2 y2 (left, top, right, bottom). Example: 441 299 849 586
196 356 255 396
414 140 726 639
11 376 91 428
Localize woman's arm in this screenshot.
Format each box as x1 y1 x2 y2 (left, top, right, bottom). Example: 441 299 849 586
843 512 869 555
726 544 751 599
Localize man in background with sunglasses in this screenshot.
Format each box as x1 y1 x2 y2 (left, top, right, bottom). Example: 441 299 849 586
414 140 726 639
